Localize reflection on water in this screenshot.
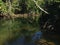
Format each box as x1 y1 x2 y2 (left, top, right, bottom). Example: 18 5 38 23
5 31 42 45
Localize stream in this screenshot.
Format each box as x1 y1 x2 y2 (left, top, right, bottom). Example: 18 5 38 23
5 31 42 45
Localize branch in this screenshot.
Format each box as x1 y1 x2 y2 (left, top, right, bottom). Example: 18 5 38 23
32 0 49 14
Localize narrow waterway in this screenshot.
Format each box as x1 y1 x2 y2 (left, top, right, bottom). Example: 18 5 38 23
5 31 42 45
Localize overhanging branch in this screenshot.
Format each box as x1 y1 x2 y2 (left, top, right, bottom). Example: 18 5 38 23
32 0 49 14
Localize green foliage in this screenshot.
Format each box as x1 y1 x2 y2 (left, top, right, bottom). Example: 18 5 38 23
0 0 60 14
12 0 21 13
26 0 45 14
0 0 7 14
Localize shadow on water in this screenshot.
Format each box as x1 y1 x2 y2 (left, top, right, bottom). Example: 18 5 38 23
5 31 42 45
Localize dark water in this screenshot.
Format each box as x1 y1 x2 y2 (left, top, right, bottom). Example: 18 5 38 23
5 31 42 45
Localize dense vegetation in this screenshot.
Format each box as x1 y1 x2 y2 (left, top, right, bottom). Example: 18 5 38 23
0 0 60 45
